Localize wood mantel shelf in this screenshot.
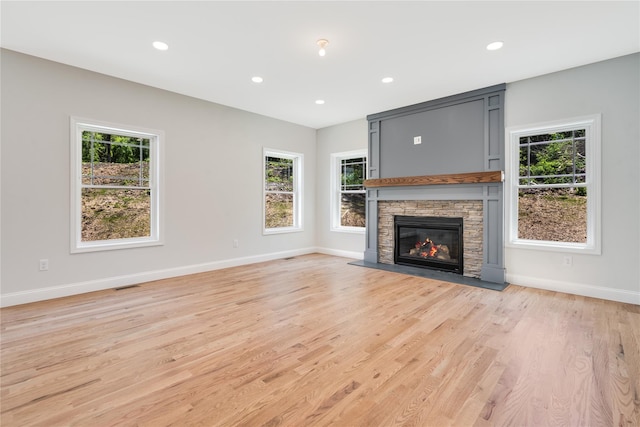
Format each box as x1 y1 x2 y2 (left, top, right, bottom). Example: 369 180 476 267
364 170 504 188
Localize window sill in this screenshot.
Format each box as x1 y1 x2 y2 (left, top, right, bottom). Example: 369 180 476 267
72 238 163 253
263 227 304 235
506 239 600 255
330 226 366 234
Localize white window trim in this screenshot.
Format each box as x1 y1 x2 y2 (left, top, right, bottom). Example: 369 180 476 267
263 148 303 234
505 114 601 255
330 149 367 234
70 116 164 253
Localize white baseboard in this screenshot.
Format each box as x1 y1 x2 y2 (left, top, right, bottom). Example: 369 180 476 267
8 251 634 307
0 247 317 308
506 273 640 305
315 247 364 260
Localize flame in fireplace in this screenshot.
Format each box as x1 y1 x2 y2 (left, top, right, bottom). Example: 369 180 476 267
411 238 450 260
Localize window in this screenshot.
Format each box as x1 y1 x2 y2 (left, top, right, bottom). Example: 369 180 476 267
506 115 601 254
70 117 163 252
263 148 303 233
331 150 367 232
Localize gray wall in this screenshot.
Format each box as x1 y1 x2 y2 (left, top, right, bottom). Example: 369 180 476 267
2 48 638 305
315 119 368 257
504 53 640 302
1 49 317 304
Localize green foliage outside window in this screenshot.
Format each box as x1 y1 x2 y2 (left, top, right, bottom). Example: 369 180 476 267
265 156 294 192
82 131 150 164
340 157 366 228
80 131 152 241
519 130 586 187
517 129 587 243
265 155 297 229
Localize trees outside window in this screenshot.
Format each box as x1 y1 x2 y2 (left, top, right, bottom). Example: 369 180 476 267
331 150 367 232
507 115 600 254
70 117 163 252
264 148 303 233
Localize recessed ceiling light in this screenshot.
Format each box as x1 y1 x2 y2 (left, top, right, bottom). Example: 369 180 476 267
251 76 264 83
152 41 169 51
315 99 325 105
382 77 394 83
486 41 504 51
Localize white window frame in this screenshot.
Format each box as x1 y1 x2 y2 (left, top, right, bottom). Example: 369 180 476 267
263 148 303 234
70 116 164 253
505 114 601 254
330 150 367 233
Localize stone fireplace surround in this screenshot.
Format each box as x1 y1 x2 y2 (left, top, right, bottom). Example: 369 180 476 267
364 180 505 284
378 200 483 278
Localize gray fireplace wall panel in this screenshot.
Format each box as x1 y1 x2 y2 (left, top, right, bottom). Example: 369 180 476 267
487 108 502 170
364 120 380 263
365 84 506 283
379 99 485 177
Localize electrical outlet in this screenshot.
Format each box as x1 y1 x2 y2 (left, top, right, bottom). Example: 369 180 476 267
562 256 573 267
233 239 239 248
39 259 49 271
413 136 422 145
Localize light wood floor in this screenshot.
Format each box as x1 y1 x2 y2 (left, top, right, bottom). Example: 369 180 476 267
1 254 639 426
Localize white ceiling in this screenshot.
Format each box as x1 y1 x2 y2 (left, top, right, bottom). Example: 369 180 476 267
2 1 639 129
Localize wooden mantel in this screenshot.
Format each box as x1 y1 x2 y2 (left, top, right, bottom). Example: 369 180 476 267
364 170 503 188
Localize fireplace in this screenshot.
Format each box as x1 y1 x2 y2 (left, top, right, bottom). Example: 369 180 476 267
394 215 464 274
364 84 506 284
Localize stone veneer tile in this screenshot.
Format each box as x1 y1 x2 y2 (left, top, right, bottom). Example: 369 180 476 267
378 200 484 278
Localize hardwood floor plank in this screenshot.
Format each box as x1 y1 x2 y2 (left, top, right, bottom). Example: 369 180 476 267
1 254 638 426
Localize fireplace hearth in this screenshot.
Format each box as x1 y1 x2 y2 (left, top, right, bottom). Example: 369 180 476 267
394 215 463 274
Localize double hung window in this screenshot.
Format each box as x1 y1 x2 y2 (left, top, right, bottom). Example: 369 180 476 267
506 115 600 253
331 150 367 232
70 117 163 252
264 148 303 233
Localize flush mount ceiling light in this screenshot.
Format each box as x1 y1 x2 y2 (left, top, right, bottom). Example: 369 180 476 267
317 39 329 57
315 99 325 105
152 41 169 51
251 76 264 83
382 77 394 83
486 41 504 51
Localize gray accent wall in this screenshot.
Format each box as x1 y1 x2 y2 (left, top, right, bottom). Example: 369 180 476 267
365 84 506 283
379 99 485 177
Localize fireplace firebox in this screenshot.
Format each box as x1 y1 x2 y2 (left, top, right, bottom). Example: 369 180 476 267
394 215 463 274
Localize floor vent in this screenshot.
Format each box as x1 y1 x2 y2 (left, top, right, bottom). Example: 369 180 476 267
114 285 140 291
